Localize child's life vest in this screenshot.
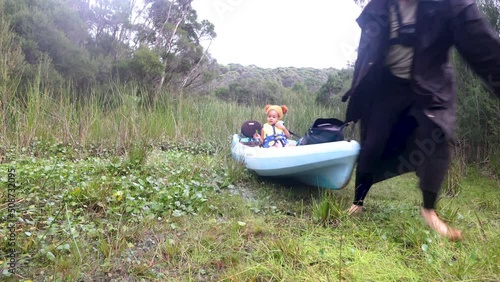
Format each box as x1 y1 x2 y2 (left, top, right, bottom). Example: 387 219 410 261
262 123 288 148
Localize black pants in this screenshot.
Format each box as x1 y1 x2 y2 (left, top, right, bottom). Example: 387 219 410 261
353 70 450 209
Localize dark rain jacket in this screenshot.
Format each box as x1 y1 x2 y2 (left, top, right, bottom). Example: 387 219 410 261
342 0 500 182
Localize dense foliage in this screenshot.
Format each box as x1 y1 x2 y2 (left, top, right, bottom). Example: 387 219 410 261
1 0 216 98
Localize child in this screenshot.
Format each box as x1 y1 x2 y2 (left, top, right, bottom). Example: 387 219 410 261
254 104 291 148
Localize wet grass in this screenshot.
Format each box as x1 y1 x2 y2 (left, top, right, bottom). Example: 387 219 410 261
1 142 498 281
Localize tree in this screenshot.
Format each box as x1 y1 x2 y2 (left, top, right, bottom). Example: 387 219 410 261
477 0 500 32
6 0 97 89
1 0 218 98
115 46 163 86
135 0 216 95
85 0 135 58
316 69 353 106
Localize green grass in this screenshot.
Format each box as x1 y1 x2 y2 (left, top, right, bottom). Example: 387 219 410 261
0 82 498 281
0 141 498 281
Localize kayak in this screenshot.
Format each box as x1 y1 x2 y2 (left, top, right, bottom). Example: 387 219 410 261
230 134 360 189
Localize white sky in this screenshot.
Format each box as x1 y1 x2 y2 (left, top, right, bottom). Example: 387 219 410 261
192 0 362 69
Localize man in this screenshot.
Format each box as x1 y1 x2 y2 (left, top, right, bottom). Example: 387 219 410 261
342 0 500 240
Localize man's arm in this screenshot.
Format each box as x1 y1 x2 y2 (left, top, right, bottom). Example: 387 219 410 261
450 0 500 97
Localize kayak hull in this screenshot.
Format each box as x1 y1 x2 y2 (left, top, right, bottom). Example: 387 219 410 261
231 134 360 189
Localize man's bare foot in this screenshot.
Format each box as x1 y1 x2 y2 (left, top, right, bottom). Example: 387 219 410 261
348 204 364 215
421 208 462 241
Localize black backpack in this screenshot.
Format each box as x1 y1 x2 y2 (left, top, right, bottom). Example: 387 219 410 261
241 120 262 138
239 120 262 147
298 118 348 145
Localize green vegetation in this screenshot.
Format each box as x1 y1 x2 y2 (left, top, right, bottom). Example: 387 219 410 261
0 0 499 280
0 76 498 280
1 130 498 281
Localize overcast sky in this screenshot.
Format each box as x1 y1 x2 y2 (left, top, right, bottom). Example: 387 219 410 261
192 0 362 69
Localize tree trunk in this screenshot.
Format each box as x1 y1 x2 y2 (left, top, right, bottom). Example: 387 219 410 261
156 4 186 98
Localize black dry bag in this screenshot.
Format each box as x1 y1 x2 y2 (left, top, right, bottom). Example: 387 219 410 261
298 118 347 145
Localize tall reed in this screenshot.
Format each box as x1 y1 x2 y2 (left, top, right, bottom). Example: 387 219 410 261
3 74 347 154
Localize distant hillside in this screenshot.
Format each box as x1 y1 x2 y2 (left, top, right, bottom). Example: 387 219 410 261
209 64 338 92
198 63 348 105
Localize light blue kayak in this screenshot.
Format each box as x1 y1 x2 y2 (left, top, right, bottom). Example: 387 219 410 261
231 134 360 189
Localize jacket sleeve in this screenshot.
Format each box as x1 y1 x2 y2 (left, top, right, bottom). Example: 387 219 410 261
341 34 363 102
450 0 500 97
